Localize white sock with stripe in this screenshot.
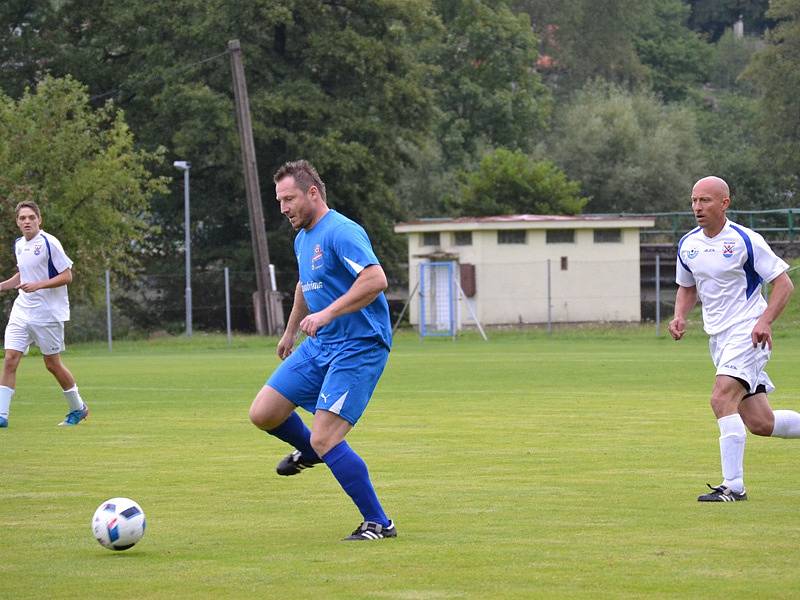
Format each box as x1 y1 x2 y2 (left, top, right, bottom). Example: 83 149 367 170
718 414 746 493
63 385 85 412
0 385 14 419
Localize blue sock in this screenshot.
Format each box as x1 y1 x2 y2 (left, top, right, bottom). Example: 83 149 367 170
266 412 320 463
323 440 389 526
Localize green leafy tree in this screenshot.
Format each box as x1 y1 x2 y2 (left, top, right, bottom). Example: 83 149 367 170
634 0 711 101
688 0 772 41
0 1 59 98
691 92 785 208
745 0 800 188
0 1 440 296
448 148 586 216
515 0 708 101
396 0 552 220
0 75 167 299
549 80 706 213
429 0 551 165
518 0 648 93
708 28 761 91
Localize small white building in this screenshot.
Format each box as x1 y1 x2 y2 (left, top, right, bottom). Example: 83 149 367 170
394 214 655 329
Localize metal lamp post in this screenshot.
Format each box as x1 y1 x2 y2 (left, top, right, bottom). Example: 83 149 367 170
173 160 192 337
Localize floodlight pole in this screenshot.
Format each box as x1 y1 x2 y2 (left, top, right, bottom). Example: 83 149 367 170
174 160 192 337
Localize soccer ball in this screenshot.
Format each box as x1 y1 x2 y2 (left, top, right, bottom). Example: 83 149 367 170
91 497 146 551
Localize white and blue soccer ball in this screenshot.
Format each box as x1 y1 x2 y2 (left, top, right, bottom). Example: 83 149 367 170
91 497 146 551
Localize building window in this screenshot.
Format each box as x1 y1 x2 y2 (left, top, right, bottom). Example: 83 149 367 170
594 228 622 243
497 230 526 244
561 256 568 271
454 231 472 246
422 232 440 247
546 229 575 244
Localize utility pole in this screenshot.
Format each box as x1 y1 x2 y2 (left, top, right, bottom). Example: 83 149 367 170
228 39 275 334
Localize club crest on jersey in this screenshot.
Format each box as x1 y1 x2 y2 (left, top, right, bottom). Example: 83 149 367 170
311 244 324 270
33 243 43 256
722 242 735 258
685 248 699 259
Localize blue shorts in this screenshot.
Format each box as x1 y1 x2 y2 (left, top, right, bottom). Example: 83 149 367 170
266 338 389 425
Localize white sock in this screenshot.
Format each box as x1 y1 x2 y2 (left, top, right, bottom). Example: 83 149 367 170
0 385 14 418
63 385 85 412
772 410 800 438
718 414 746 493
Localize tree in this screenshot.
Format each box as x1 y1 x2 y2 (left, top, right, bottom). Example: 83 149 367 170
688 0 772 41
0 1 59 98
634 0 711 101
0 75 167 300
448 148 586 216
691 92 785 208
708 28 761 91
428 0 551 165
517 0 648 94
396 0 553 221
0 0 441 295
744 0 800 190
549 80 706 213
516 0 709 101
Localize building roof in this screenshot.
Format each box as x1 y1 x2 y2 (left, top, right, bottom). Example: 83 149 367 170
395 214 656 233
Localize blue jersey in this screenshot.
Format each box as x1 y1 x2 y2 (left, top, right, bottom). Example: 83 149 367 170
294 210 392 349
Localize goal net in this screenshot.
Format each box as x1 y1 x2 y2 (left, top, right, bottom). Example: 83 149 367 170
419 261 457 337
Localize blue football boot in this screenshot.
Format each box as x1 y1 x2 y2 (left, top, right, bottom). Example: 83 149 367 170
59 405 89 426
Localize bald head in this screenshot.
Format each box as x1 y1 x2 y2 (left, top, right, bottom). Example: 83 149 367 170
692 176 729 201
691 176 731 236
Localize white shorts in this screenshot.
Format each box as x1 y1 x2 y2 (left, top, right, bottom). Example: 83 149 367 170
709 321 774 394
4 319 65 355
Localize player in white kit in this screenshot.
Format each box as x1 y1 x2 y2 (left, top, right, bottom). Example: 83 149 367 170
669 176 798 501
0 201 88 428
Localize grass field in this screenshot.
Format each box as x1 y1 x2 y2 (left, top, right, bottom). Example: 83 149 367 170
3 322 800 599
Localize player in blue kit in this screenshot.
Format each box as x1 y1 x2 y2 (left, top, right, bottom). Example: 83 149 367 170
248 160 395 541
669 176 799 501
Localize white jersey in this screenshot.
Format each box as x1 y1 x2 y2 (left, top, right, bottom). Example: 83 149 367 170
9 231 73 323
676 219 789 335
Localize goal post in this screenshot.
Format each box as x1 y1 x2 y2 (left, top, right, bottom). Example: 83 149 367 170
419 261 457 338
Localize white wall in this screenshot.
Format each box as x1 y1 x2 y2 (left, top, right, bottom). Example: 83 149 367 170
406 227 642 326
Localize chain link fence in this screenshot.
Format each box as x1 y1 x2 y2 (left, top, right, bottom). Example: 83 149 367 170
58 269 266 343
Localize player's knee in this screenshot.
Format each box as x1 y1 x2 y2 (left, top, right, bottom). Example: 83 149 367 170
43 358 62 375
709 394 738 418
3 354 21 371
248 401 281 430
309 431 335 458
248 403 268 429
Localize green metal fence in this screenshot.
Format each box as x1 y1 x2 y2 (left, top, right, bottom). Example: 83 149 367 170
626 208 800 244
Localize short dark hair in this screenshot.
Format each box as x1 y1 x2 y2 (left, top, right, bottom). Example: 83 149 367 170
273 160 326 201
15 200 41 218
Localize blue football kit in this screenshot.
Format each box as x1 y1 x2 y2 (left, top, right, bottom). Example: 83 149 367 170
267 210 392 425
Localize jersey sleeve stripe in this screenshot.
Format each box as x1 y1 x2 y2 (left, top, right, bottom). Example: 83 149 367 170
729 223 763 299
343 256 365 275
41 235 59 279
